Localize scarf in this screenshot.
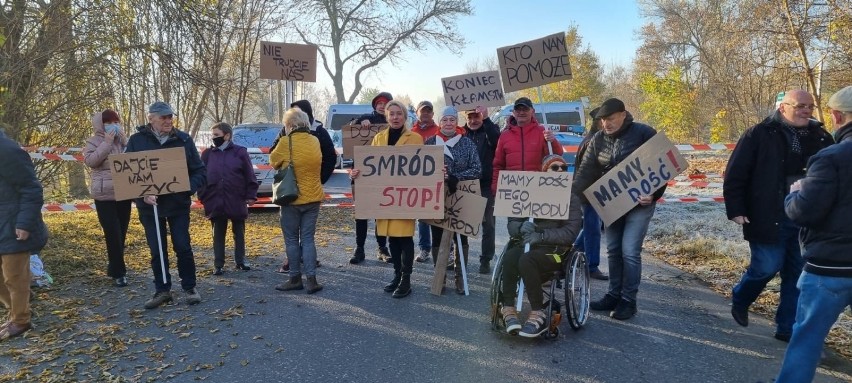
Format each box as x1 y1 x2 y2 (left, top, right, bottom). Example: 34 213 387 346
434 133 462 160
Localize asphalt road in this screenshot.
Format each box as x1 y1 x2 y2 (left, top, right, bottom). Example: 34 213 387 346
3 174 850 382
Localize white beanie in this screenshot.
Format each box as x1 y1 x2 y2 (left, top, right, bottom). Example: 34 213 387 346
441 106 458 119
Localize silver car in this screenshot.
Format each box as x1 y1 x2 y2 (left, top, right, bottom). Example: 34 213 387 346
231 123 284 197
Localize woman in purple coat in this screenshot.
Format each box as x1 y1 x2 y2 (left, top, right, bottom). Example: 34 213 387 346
198 122 259 275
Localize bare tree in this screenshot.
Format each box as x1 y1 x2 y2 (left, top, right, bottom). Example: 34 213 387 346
291 0 472 103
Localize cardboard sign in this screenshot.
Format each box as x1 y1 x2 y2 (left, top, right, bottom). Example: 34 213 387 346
109 147 190 201
424 190 488 239
353 145 445 219
441 70 505 111
497 32 572 93
456 179 479 195
259 41 318 82
341 124 387 157
583 133 688 226
494 171 573 219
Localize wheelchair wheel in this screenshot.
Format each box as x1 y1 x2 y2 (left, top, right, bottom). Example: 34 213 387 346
489 241 512 332
564 250 590 329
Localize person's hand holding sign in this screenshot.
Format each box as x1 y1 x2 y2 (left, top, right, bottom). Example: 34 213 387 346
143 195 158 205
637 195 653 206
349 168 361 180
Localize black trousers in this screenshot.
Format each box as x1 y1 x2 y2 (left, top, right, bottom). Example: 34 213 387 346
388 236 414 274
430 226 468 267
211 217 246 268
94 199 132 278
355 219 388 249
500 246 561 311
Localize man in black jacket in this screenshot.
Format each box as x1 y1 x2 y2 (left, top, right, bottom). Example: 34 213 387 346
0 128 49 340
463 106 500 274
127 102 207 309
776 86 852 382
723 89 833 341
349 92 393 264
572 98 664 320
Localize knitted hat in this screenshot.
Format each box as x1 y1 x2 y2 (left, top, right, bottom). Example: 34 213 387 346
441 106 458 119
541 154 567 172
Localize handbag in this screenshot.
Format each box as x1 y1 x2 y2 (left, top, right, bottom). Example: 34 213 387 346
272 132 300 206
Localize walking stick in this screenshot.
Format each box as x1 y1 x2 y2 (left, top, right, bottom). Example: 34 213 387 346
456 232 469 295
153 204 168 285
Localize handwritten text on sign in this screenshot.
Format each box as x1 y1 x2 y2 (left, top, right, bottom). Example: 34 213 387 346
494 171 573 219
424 190 488 238
584 133 688 226
441 70 505 111
497 32 572 93
342 124 387 157
259 41 318 82
109 147 190 201
353 145 445 220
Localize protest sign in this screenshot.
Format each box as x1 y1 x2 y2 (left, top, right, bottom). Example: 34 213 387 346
494 170 573 219
259 41 318 82
109 147 190 201
441 70 505 111
424 190 488 239
583 133 688 226
456 179 479 195
497 32 572 93
353 145 445 219
341 124 387 157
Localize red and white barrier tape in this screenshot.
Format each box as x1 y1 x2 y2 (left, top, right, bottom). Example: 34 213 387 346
657 197 725 203
673 173 724 181
666 181 724 188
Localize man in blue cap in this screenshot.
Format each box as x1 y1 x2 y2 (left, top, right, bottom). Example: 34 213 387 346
126 101 207 309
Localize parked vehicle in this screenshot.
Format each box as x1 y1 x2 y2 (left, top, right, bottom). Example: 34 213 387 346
230 123 284 197
325 103 416 167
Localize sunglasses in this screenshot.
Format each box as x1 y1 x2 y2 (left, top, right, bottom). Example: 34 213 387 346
549 163 568 171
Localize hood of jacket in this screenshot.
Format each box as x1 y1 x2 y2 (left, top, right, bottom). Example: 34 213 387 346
371 92 394 110
290 100 315 124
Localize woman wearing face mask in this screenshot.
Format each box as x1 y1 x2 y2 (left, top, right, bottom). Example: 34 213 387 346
197 122 259 276
83 109 131 287
350 100 424 298
424 106 481 294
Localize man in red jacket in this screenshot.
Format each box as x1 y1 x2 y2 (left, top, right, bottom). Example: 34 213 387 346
491 97 562 194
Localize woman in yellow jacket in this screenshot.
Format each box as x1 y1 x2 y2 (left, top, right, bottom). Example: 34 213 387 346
350 100 424 298
270 108 324 294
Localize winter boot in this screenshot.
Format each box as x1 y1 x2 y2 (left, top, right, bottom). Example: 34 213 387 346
392 273 412 298
384 272 402 293
275 274 304 291
305 276 323 294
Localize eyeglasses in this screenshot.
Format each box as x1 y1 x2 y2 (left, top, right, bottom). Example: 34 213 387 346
549 163 568 172
783 103 816 111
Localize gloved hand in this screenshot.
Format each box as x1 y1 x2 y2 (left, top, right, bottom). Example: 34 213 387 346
446 175 459 194
520 221 539 235
523 231 543 246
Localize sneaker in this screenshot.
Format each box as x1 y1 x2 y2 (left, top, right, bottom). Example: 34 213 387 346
415 249 431 263
610 299 637 320
731 305 749 327
500 306 522 335
589 270 609 280
235 263 251 271
377 247 391 262
185 288 202 305
114 276 128 287
478 262 490 274
349 247 365 264
213 267 224 276
519 310 548 338
144 291 173 309
774 332 791 342
589 293 620 311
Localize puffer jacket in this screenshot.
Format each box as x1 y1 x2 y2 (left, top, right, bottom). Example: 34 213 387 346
785 122 852 277
198 142 259 220
371 127 424 237
0 130 49 255
83 112 127 201
491 115 563 193
424 130 481 181
290 100 337 183
269 128 323 205
125 125 207 217
572 114 665 204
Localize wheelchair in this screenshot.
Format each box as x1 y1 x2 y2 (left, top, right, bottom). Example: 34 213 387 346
489 239 590 339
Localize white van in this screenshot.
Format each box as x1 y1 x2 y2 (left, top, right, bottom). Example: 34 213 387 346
325 104 416 167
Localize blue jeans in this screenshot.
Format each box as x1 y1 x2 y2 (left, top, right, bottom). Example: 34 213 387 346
776 272 852 383
280 202 320 278
139 212 196 292
573 203 602 272
731 218 802 334
417 220 431 251
605 203 655 302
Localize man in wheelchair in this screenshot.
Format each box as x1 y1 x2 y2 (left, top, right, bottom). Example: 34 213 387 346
499 190 582 337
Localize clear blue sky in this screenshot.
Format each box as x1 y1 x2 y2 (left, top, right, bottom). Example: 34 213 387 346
308 0 645 103
318 0 645 104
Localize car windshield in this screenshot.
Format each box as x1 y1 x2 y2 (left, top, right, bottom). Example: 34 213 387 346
545 112 582 126
231 126 281 149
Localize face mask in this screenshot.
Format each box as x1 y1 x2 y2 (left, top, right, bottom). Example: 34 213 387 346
104 123 120 135
212 136 226 147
